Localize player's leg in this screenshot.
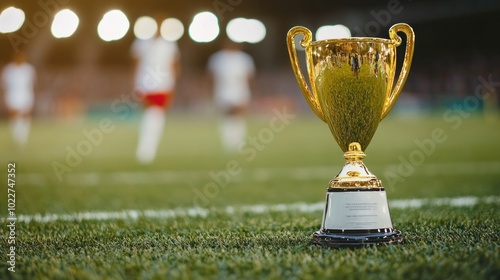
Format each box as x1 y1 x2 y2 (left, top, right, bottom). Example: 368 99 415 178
136 106 165 163
19 110 31 145
7 105 31 146
136 92 172 164
219 104 247 152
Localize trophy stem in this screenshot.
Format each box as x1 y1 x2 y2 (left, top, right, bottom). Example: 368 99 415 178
313 142 402 248
330 142 381 188
343 142 366 162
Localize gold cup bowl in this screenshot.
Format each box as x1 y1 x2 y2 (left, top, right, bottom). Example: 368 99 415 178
287 23 415 247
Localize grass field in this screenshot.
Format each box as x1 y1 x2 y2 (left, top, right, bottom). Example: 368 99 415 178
0 111 499 279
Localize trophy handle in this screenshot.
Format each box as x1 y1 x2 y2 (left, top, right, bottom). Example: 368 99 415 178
381 23 415 120
287 26 326 122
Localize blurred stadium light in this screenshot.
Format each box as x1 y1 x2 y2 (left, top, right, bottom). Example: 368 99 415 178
51 9 79 39
315 24 351 40
188 11 219 43
97 10 130 42
226 18 266 43
160 18 184 42
0 0 498 118
0 6 25 33
133 16 157 40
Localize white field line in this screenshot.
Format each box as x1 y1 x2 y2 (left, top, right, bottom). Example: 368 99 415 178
20 161 500 187
11 196 500 224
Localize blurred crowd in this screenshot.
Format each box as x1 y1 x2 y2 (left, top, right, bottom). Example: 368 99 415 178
403 53 500 109
1 48 499 121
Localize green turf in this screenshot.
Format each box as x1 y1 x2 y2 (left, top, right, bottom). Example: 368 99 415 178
0 113 499 279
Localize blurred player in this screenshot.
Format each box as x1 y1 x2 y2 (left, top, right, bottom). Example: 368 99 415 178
208 40 255 152
1 50 36 147
131 18 180 164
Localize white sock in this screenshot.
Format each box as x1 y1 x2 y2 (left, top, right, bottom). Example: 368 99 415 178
219 116 246 152
136 107 165 164
10 117 30 146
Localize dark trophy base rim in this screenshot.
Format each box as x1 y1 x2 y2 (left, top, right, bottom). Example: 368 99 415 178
313 228 403 248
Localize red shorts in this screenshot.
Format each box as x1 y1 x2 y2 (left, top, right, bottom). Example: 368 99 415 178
143 92 174 108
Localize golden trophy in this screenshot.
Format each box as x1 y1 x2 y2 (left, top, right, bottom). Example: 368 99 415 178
287 23 415 247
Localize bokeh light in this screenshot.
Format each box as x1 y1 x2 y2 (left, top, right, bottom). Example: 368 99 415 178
51 9 79 38
188 11 219 43
0 7 25 33
97 10 130 42
160 18 184 42
226 18 266 43
315 24 351 40
133 16 157 40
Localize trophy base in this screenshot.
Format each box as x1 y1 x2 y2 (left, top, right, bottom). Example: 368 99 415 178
313 228 402 248
315 186 402 248
310 143 404 248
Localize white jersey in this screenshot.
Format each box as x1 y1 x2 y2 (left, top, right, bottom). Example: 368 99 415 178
1 62 36 111
131 37 179 93
208 50 255 107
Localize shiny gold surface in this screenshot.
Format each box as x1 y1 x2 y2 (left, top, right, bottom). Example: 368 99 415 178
287 26 326 122
287 26 413 245
287 23 415 152
287 23 414 188
329 142 381 188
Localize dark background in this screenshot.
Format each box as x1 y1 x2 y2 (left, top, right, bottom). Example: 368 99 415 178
0 0 498 117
